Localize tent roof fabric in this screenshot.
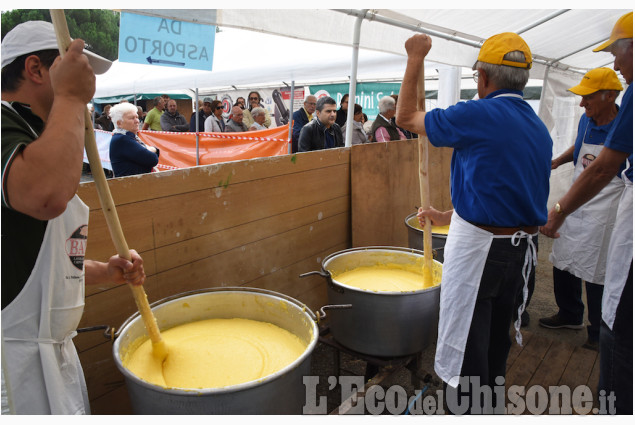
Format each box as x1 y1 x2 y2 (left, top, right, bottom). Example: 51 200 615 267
127 9 629 72
95 9 629 98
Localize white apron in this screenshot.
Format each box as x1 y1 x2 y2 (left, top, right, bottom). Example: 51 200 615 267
435 212 537 388
550 136 624 284
1 195 90 414
601 162 633 330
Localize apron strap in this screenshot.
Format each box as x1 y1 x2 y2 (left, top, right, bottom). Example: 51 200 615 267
3 331 79 381
510 231 538 346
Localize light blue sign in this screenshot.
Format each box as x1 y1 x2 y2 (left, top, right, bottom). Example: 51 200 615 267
119 12 215 71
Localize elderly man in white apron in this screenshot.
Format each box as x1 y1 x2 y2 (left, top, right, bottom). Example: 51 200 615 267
398 33 551 414
1 21 146 415
540 68 625 350
541 11 632 414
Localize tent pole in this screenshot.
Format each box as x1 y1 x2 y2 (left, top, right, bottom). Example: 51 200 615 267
335 9 564 71
516 10 569 34
287 80 295 154
344 9 368 147
195 88 200 166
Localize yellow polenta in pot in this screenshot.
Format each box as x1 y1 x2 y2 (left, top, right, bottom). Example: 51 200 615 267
331 260 442 291
122 318 307 389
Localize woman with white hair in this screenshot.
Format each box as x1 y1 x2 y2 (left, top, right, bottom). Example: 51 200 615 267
369 96 406 142
109 103 160 177
249 107 267 131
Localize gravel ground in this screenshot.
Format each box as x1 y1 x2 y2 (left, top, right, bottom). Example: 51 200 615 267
309 234 592 414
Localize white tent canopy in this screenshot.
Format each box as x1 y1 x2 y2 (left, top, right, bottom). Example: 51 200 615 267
99 8 630 204
95 29 427 98
124 9 629 79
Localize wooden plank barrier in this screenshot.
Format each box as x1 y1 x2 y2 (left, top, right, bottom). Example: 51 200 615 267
74 140 452 413
351 139 453 247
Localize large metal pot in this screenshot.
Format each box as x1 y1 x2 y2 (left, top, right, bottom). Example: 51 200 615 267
405 212 447 262
112 287 318 414
302 246 441 357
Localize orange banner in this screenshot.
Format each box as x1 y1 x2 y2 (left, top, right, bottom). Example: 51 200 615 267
138 125 290 170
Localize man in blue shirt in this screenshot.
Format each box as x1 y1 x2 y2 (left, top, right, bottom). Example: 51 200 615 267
397 32 552 414
539 68 624 352
541 11 632 415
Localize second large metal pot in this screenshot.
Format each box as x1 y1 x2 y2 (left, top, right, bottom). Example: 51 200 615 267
405 212 447 262
303 246 441 357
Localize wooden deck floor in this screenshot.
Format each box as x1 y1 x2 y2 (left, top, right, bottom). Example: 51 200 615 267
505 329 600 414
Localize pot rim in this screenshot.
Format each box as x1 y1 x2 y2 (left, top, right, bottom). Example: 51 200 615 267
113 287 319 396
404 212 449 239
322 246 441 296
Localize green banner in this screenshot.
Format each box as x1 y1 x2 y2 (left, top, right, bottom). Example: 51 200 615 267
308 83 402 121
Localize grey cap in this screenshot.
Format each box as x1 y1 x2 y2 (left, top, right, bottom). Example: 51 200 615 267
1 21 111 74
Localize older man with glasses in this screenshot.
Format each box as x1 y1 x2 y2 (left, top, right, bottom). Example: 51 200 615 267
291 95 317 153
540 11 632 414
397 32 551 414
226 105 248 132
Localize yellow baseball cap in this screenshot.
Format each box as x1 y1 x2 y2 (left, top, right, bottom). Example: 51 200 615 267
568 67 624 96
473 32 532 70
593 12 633 52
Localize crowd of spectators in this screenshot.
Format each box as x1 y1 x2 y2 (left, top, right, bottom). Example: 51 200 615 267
90 92 410 153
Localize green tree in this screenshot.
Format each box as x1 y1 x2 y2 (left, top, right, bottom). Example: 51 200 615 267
1 9 120 60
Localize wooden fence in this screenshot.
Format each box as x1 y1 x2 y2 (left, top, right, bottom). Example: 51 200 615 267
74 139 451 413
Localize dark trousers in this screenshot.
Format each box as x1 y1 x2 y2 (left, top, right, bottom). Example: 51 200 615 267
599 262 633 415
445 237 529 414
552 266 604 341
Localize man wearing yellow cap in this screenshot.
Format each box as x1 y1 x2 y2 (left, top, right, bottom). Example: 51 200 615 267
541 11 632 414
540 68 624 352
397 32 551 413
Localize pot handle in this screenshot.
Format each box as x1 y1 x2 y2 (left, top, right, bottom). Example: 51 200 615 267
76 325 115 341
299 270 329 279
315 304 352 324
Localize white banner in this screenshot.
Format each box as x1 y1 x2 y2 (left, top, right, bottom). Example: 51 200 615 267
84 129 113 170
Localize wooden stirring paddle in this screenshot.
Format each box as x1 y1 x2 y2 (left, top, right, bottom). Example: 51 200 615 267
50 9 168 361
416 61 434 288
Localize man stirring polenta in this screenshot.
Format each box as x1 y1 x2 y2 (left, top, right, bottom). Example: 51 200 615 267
1 21 146 415
396 33 551 413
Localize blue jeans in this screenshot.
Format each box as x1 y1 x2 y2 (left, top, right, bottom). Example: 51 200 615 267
598 263 633 415
445 237 529 414
553 267 603 341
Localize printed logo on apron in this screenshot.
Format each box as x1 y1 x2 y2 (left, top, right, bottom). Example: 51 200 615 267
581 153 596 168
65 225 88 270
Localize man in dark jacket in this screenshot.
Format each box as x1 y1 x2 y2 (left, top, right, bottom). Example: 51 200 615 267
160 99 189 132
298 96 344 152
189 97 213 132
291 95 316 153
95 104 114 131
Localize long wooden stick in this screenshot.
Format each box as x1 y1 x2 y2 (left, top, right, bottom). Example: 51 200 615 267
50 10 167 359
416 61 434 287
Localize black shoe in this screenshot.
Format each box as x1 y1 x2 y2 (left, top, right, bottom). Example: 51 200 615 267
538 314 584 330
